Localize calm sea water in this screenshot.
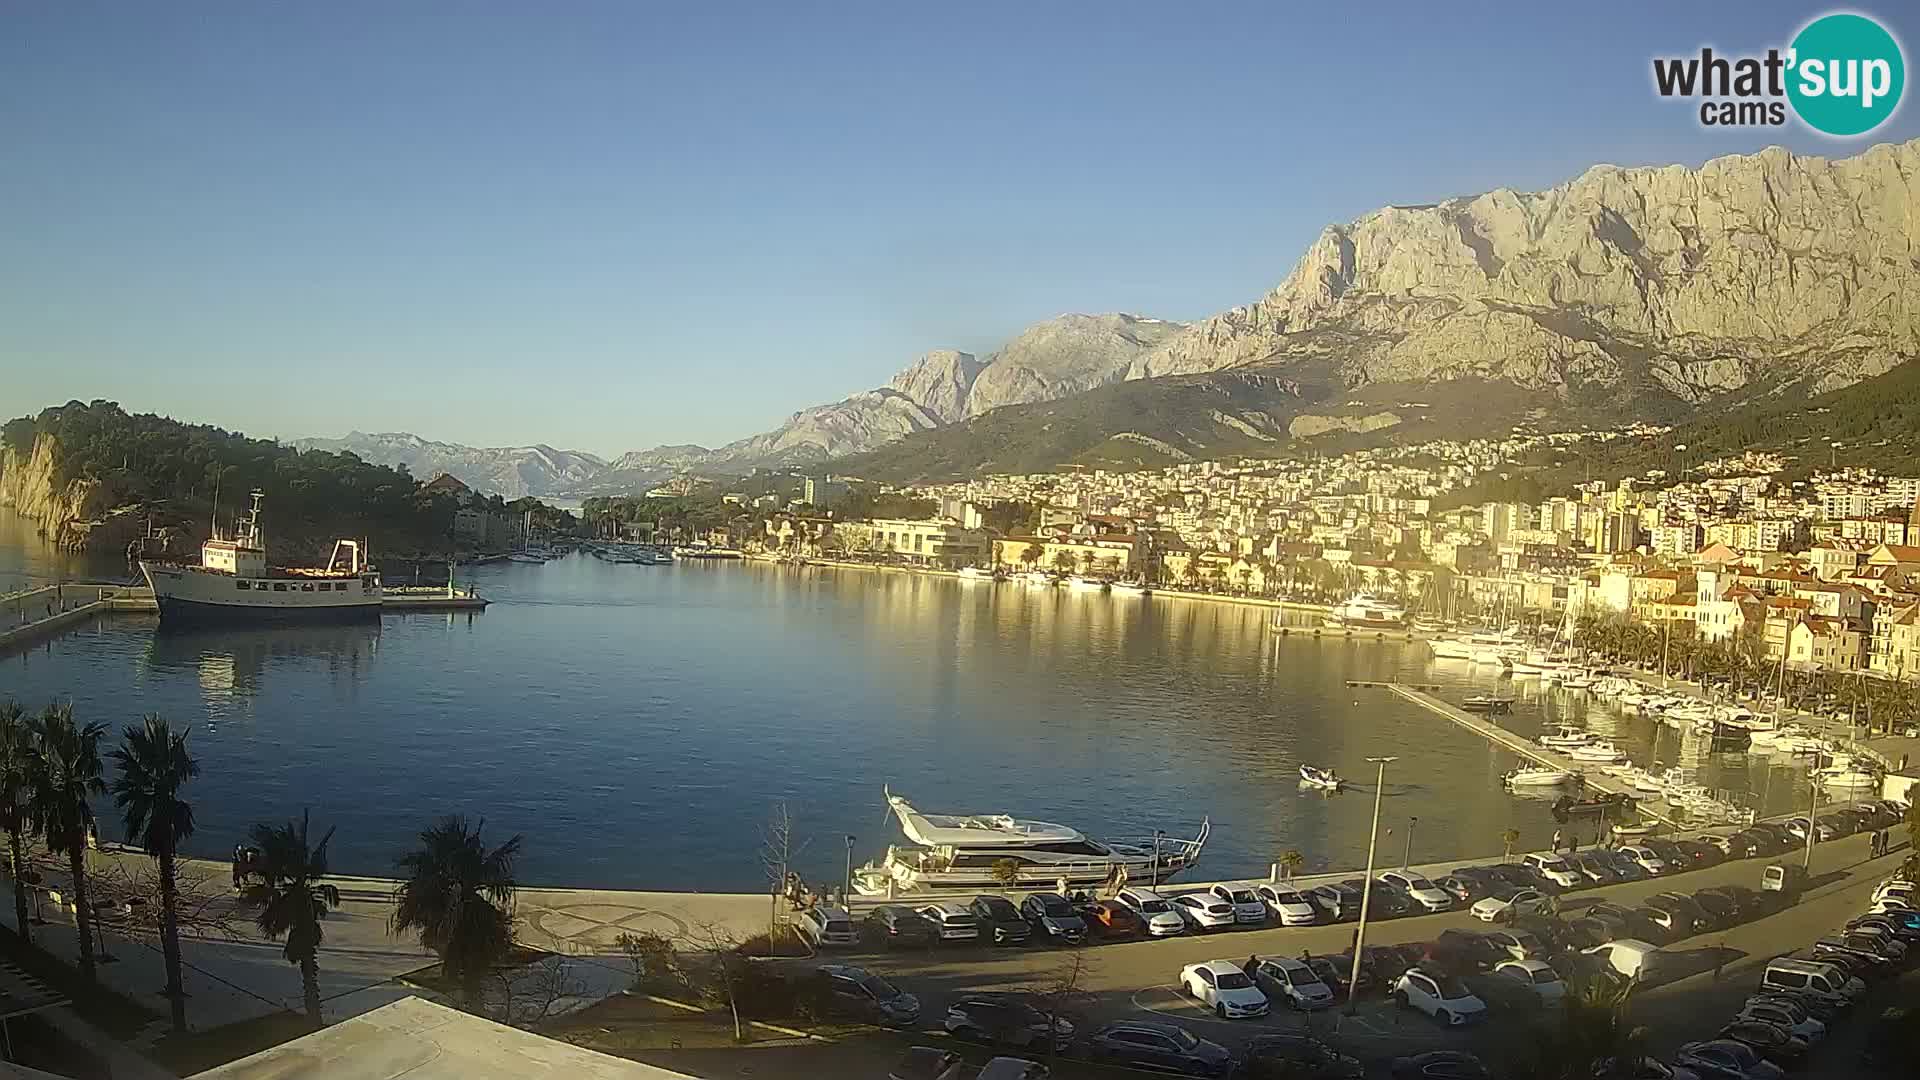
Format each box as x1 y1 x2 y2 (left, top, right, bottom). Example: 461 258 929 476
0 515 1816 891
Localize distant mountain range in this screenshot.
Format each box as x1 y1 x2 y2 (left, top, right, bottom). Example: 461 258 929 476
306 139 1920 494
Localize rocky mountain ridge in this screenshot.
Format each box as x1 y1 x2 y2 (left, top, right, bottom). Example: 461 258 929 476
291 432 609 499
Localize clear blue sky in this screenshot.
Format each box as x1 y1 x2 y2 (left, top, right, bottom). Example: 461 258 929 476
4 1 1916 458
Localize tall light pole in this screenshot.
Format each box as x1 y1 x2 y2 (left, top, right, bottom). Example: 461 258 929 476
1152 829 1165 885
1402 816 1418 872
1346 756 1397 1016
844 835 856 904
1802 773 1818 874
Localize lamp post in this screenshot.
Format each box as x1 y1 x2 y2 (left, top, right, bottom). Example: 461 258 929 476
1402 816 1418 872
1152 829 1165 885
844 835 856 904
1346 756 1397 1015
1802 773 1818 873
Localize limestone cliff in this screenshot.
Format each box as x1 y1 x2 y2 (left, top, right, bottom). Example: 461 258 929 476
0 434 111 549
1127 140 1920 406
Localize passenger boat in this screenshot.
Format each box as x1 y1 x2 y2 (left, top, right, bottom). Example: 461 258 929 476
1299 765 1345 790
1325 591 1408 629
1503 765 1575 787
140 492 382 623
852 790 1209 895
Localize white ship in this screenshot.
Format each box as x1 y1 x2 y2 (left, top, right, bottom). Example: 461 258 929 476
1324 591 1408 629
140 492 381 623
852 789 1208 896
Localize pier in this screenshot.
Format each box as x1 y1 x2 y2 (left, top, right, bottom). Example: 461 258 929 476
1386 683 1682 828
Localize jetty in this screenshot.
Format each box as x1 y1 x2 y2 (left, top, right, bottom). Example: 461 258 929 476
1386 683 1681 828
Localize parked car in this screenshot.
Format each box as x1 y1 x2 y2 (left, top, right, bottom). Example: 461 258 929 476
1172 892 1240 931
1483 930 1545 961
1483 864 1543 891
1687 889 1738 928
1425 929 1502 974
865 904 938 946
1618 845 1670 876
1391 968 1488 1025
1566 852 1619 884
1344 878 1412 917
1470 886 1551 923
1493 958 1566 1004
1115 888 1187 937
968 895 1032 945
1593 850 1648 881
1085 1021 1231 1076
796 904 859 947
1208 884 1270 925
1255 884 1321 925
1716 1020 1808 1066
1675 1040 1785 1080
1365 944 1417 981
944 992 1073 1052
1379 871 1455 912
1434 874 1489 903
1648 838 1702 869
1308 954 1371 999
1180 959 1270 1018
1309 882 1364 922
889 1046 964 1080
812 965 919 1026
1583 939 1665 982
1239 1033 1363 1079
975 1060 1048 1080
1251 956 1335 1011
1017 893 1086 944
1389 1051 1490 1080
916 902 980 942
1809 936 1894 975
1520 853 1583 889
1735 999 1824 1043
1646 893 1714 935
1081 899 1140 938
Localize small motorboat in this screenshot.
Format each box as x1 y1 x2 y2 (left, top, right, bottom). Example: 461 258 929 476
1462 695 1515 713
1539 726 1594 748
1611 821 1659 839
1110 580 1151 595
1299 765 1345 791
1504 765 1575 787
1567 740 1628 763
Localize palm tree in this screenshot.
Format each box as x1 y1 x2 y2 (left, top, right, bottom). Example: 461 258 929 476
390 815 522 1011
1501 827 1522 862
0 701 35 944
1278 849 1304 883
1519 971 1646 1078
25 703 107 981
109 714 199 1033
241 810 340 1026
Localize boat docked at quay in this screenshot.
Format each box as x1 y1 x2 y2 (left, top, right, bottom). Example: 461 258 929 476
139 492 382 623
1503 764 1575 787
1322 591 1408 629
852 790 1209 896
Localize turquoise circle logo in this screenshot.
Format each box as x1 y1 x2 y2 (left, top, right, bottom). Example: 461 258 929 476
1788 13 1905 136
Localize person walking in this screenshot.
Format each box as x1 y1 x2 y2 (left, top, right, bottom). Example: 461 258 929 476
1552 828 1564 853
1568 833 1581 853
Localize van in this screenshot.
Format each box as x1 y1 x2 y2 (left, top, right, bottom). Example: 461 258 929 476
1761 864 1806 894
1760 958 1862 1007
1583 939 1664 981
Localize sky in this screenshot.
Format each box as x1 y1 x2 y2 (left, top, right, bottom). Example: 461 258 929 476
4 1 1918 458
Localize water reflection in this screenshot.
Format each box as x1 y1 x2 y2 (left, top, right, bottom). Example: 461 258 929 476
143 622 381 701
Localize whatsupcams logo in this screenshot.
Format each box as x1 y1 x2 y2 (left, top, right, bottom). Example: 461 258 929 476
1652 12 1904 136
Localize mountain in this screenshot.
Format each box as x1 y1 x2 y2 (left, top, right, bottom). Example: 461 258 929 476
291 432 607 498
841 139 1920 481
1128 141 1920 403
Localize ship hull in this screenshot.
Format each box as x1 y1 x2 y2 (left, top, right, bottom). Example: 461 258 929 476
143 562 382 623
152 595 381 624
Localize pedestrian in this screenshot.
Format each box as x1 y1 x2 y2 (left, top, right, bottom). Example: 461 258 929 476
1244 955 1259 977
1568 833 1580 853
1301 948 1312 966
1552 828 1564 853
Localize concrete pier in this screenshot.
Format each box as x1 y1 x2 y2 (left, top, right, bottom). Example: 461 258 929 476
1387 683 1682 828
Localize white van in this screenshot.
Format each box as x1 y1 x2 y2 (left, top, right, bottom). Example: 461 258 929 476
1760 958 1864 1006
1583 939 1663 981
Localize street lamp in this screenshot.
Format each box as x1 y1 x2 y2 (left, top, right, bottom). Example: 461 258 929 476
1402 816 1418 872
844 835 856 904
1802 773 1818 873
1152 829 1165 885
1346 756 1398 1016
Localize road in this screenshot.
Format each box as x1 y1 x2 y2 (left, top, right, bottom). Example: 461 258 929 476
778 829 1911 1075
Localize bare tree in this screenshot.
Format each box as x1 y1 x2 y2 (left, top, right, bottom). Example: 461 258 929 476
1024 947 1098 1060
488 953 589 1028
88 854 242 943
686 922 747 1042
759 801 809 940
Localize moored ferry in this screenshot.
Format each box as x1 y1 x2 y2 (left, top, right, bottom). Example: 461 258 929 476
140 492 382 623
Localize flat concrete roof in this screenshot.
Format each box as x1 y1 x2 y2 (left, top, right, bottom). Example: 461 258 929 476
198 996 696 1080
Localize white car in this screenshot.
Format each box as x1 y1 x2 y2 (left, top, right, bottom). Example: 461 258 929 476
1494 959 1566 1005
1391 968 1487 1025
1116 888 1186 937
1251 956 1335 1010
1207 884 1269 925
1873 878 1914 906
1470 887 1552 923
796 905 858 947
1255 884 1320 926
1378 871 1453 913
1521 852 1584 889
1618 845 1669 876
914 903 980 941
1484 930 1545 961
1171 892 1239 931
1179 960 1270 1019
1737 1000 1825 1043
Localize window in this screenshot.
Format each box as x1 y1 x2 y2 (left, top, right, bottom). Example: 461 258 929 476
236 581 250 590
301 583 315 592
273 583 288 592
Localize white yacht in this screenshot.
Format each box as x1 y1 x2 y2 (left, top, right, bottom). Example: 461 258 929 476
1566 740 1628 763
956 566 997 580
1067 575 1110 592
1503 765 1576 787
140 492 381 623
1428 637 1475 660
1326 591 1408 628
1110 581 1151 596
852 790 1208 895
